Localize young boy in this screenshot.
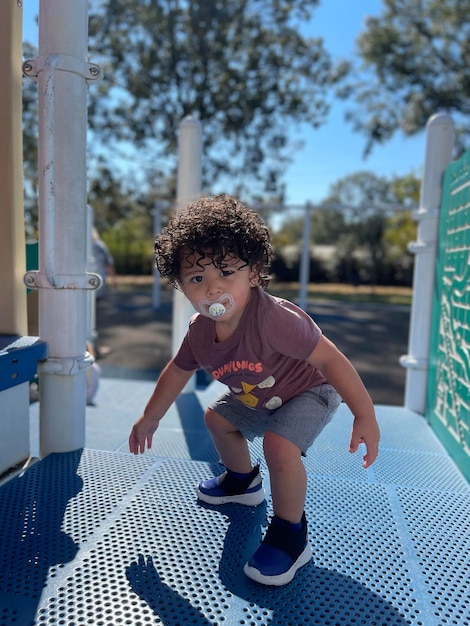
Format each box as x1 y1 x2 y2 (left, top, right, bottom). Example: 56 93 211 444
129 194 380 586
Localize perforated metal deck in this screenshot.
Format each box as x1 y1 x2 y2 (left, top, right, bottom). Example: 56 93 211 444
1 379 469 625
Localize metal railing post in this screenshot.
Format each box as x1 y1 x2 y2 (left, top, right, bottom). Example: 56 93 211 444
25 0 102 454
171 116 203 392
400 113 455 414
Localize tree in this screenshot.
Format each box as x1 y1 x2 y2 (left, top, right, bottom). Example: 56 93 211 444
323 172 389 284
87 0 345 200
87 165 143 234
254 171 419 285
325 171 393 209
339 0 470 155
388 172 421 208
310 207 347 245
21 43 171 237
383 173 419 284
323 171 419 285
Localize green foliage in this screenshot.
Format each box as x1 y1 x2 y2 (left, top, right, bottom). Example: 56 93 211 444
87 0 343 199
102 213 154 275
339 0 470 154
22 1 345 231
87 164 163 234
271 206 347 248
384 211 417 257
271 171 420 286
22 42 39 235
324 171 419 285
310 208 347 245
388 172 421 206
325 171 392 207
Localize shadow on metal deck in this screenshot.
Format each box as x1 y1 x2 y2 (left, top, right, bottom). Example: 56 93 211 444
1 378 469 626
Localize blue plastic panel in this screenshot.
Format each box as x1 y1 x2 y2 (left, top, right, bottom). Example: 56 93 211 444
0 335 47 391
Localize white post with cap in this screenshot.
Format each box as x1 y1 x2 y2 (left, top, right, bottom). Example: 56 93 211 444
400 113 455 414
171 116 203 392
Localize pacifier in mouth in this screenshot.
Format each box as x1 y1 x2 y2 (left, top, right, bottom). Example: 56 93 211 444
208 302 226 317
198 294 235 318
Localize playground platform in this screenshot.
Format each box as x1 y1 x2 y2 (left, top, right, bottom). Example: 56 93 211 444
0 377 469 626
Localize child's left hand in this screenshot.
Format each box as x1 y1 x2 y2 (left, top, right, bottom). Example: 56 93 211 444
349 415 380 468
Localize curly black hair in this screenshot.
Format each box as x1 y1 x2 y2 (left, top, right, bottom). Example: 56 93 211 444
155 194 272 290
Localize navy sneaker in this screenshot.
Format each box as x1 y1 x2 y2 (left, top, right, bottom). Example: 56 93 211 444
197 464 266 506
244 512 312 585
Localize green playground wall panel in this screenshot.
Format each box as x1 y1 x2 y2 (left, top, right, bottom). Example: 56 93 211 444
427 147 470 482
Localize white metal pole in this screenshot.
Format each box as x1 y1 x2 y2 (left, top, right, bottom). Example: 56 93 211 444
32 0 98 454
400 113 455 414
298 203 312 311
171 116 202 392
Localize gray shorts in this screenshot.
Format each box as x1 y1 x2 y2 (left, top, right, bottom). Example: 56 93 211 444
209 383 342 455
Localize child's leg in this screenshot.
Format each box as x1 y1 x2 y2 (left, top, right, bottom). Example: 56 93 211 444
204 408 252 472
198 408 265 506
244 431 310 585
263 431 306 523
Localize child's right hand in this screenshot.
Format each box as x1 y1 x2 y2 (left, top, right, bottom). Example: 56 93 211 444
129 416 159 455
349 413 380 468
128 360 195 455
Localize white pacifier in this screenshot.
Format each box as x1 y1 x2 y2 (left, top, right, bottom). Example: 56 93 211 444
208 302 226 317
198 293 235 318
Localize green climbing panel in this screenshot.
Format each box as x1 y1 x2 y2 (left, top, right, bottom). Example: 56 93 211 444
427 148 470 482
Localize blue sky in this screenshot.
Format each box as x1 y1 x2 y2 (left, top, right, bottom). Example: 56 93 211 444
22 0 426 206
288 0 426 205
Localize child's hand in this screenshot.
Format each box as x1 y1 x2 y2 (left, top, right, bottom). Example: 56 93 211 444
129 415 159 455
349 414 380 468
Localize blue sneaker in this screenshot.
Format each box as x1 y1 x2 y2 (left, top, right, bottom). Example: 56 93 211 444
244 512 312 585
197 464 266 506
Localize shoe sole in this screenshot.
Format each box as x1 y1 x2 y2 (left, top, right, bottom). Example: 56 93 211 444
243 543 312 586
197 486 266 506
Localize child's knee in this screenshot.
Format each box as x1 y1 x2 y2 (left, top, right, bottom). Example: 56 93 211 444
204 408 228 433
263 431 300 469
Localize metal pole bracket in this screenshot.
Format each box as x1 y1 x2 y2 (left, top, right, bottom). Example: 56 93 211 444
24 270 102 291
23 54 102 83
39 350 95 376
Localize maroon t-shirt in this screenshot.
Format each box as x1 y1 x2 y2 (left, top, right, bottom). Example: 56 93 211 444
174 287 326 412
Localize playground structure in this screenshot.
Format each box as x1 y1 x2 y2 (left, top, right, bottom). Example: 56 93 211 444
0 2 469 624
426 146 470 481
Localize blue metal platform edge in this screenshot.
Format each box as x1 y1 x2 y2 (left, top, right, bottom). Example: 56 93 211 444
0 335 47 392
1 378 469 626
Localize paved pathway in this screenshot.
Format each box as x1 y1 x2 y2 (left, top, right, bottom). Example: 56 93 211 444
95 286 410 405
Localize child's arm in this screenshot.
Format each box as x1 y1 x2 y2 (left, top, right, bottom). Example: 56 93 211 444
307 334 380 468
129 359 196 455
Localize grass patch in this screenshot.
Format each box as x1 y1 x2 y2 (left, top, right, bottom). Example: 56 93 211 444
268 282 412 306
114 276 412 306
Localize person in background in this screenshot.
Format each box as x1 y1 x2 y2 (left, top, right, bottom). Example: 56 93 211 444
87 227 116 375
91 227 116 299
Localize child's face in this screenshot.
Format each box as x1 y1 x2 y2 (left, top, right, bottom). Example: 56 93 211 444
179 251 258 322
